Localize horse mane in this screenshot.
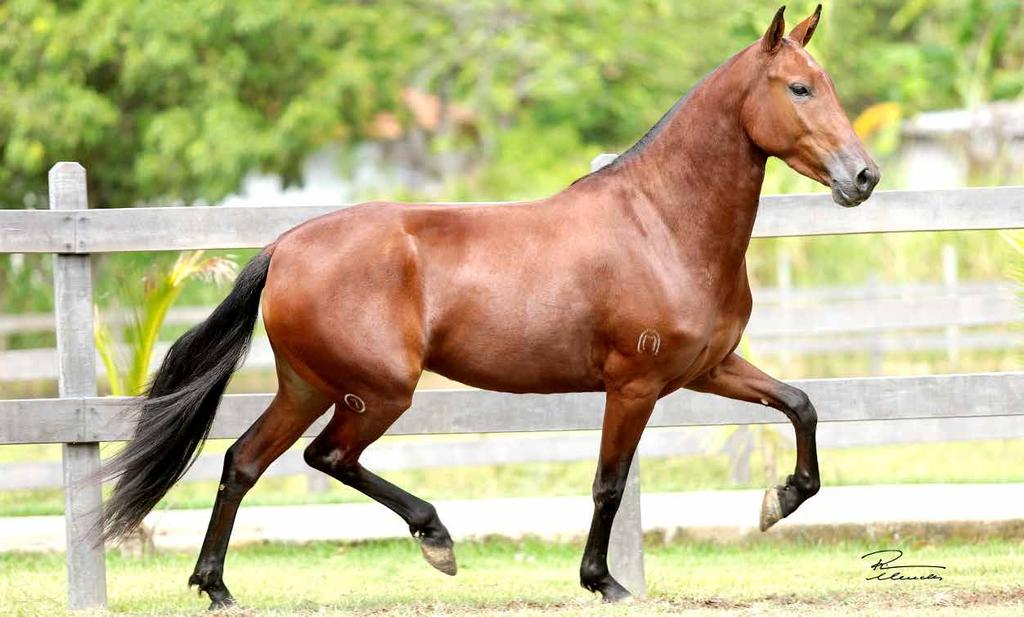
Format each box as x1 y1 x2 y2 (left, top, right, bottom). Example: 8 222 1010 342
569 55 740 187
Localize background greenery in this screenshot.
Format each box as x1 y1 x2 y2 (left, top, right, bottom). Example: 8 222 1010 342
1 0 1022 332
0 5 1022 613
1 0 1022 209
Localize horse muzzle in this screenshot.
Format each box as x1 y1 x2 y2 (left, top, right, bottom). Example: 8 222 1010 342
828 156 880 208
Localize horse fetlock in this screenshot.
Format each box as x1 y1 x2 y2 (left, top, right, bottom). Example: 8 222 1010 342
188 567 235 606
580 569 631 603
787 472 820 497
188 568 220 591
761 475 820 531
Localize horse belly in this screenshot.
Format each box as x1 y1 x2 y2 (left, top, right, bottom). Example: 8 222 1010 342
424 306 602 394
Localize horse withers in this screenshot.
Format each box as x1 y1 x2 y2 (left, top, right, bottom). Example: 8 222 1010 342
100 4 878 607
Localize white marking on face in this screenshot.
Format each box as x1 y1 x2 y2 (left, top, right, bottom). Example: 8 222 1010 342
760 398 771 406
637 329 661 356
344 393 366 414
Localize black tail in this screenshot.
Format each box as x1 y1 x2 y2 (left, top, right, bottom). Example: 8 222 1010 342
100 252 272 541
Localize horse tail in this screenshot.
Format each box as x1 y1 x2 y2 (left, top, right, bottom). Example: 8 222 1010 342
100 251 273 542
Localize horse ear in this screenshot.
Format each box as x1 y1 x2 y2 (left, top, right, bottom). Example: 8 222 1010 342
789 4 822 47
762 6 786 55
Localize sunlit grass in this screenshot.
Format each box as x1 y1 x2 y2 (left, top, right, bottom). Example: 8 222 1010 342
1 536 1021 616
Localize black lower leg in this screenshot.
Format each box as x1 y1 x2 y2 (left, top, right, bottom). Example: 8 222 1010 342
305 447 456 575
338 463 451 546
776 387 821 516
760 385 821 530
579 457 632 602
189 448 256 609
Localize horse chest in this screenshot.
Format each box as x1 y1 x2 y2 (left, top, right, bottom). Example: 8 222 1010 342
613 268 752 385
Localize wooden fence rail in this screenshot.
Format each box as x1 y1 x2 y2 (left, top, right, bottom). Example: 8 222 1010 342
3 186 1024 255
6 415 1024 493
0 160 1022 609
3 282 1019 382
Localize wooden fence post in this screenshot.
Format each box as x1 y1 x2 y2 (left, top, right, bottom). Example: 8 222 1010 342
592 154 647 598
943 244 960 369
609 452 646 597
50 162 107 609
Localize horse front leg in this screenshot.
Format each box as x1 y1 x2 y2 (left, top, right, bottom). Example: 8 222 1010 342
580 386 658 602
689 352 820 530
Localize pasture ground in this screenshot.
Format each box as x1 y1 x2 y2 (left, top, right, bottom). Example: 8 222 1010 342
1 535 1021 617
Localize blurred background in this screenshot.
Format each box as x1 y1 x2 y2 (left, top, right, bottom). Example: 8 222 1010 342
0 1 1023 613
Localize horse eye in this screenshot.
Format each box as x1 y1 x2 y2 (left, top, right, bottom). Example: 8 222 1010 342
789 83 811 97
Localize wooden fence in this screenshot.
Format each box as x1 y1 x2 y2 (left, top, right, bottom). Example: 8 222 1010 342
2 280 1018 383
1 160 1023 609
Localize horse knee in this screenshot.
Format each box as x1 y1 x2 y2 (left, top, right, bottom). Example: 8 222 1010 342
221 446 260 496
592 476 626 517
778 386 816 430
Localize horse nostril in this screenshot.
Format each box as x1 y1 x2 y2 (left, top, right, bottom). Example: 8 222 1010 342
856 166 879 192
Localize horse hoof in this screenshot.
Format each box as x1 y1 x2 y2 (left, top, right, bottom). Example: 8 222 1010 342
421 541 458 576
759 487 783 531
600 582 632 603
207 598 237 612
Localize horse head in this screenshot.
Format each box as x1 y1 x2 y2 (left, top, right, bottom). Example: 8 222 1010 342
741 5 880 207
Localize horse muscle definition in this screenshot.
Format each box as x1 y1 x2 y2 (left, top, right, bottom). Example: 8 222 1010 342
101 5 878 607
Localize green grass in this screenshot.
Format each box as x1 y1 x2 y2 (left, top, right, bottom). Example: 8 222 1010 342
2 438 1024 518
1 536 1021 616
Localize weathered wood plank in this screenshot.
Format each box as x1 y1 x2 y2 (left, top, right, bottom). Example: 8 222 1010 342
5 282 1011 335
3 185 1024 254
9 414 1024 492
3 373 1021 444
49 162 107 610
0 209 75 253
752 185 1024 237
609 452 646 597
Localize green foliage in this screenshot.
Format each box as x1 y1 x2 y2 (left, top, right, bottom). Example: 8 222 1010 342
4 1 1018 213
0 1 1021 379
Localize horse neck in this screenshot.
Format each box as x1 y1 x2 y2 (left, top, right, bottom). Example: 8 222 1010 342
593 53 767 276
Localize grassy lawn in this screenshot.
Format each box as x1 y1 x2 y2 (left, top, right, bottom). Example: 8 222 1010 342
1 536 1021 616
2 438 1024 517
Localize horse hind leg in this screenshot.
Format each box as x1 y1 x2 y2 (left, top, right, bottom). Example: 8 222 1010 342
189 361 331 609
303 396 457 575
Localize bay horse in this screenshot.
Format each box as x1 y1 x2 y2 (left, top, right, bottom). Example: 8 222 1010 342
101 4 878 607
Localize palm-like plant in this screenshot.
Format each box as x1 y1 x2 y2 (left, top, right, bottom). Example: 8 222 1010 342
95 251 237 396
